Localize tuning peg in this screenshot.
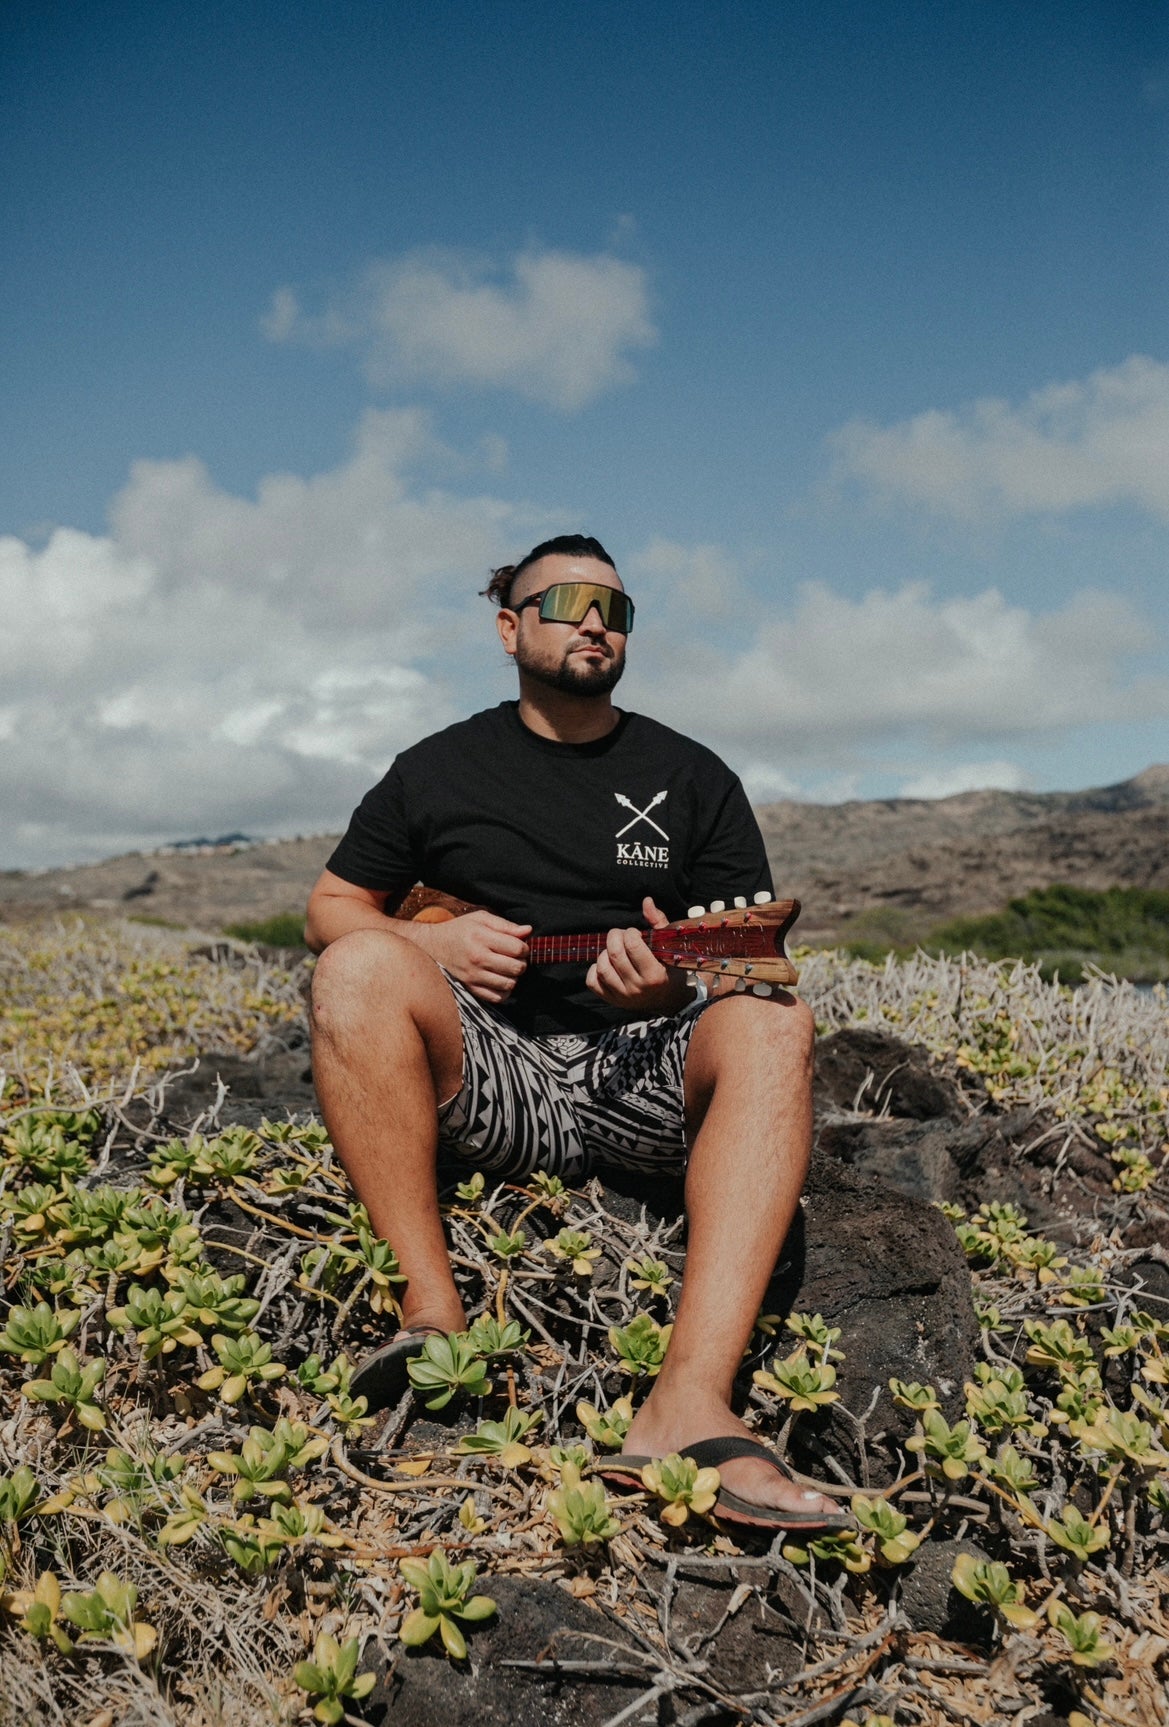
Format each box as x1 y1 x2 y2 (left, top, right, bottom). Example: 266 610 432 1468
733 977 747 991
687 905 705 918
733 896 747 908
752 982 773 996
753 891 771 905
710 899 725 912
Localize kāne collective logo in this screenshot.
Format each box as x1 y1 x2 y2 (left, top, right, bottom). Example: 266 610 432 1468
614 791 669 866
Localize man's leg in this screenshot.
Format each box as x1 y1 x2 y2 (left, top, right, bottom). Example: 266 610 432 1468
309 929 467 1337
621 991 840 1521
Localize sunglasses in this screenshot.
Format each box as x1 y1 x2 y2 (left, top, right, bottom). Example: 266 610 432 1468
511 581 635 634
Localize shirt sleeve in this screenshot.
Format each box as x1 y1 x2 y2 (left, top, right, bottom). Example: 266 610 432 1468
325 764 419 894
685 774 773 908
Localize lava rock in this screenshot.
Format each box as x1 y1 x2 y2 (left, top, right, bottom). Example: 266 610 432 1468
775 1159 978 1482
897 1535 995 1644
814 1029 963 1121
372 1575 638 1726
815 1117 963 1205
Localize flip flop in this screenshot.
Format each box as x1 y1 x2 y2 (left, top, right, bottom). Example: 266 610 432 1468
349 1326 444 1413
601 1435 855 1532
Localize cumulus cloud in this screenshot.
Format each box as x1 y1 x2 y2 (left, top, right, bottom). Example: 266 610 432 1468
831 354 1169 521
896 761 1029 799
263 246 656 410
2 412 552 869
633 578 1169 773
628 538 747 620
7 425 1167 872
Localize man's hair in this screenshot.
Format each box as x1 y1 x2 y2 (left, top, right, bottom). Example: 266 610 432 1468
482 534 617 607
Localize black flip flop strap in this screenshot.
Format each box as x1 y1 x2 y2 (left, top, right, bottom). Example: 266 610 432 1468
681 1435 792 1476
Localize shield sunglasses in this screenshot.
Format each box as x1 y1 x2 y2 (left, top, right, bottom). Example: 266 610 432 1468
512 581 635 634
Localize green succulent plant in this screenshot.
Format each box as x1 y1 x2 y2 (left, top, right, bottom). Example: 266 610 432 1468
465 1314 528 1357
753 1350 839 1411
640 1452 721 1527
488 1227 527 1261
61 1570 157 1661
608 1313 672 1378
888 1378 940 1413
108 1284 203 1359
576 1396 634 1450
950 1555 1039 1631
293 1633 377 1723
219 1515 287 1576
22 1346 106 1431
399 1550 497 1660
785 1311 844 1360
1024 1318 1096 1377
0 1300 79 1365
1047 1603 1115 1668
546 1466 622 1548
406 1332 491 1409
168 1267 260 1334
0 1464 40 1524
5 1570 74 1653
905 1410 987 1482
850 1493 921 1564
546 1227 602 1275
455 1405 541 1466
196 1330 285 1404
626 1254 673 1296
783 1529 870 1573
1045 1502 1110 1561
986 1442 1040 1497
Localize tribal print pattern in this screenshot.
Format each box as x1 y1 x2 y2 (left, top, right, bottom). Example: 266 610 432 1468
436 974 714 1180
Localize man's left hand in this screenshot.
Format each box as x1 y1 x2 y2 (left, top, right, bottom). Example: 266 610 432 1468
586 897 690 1015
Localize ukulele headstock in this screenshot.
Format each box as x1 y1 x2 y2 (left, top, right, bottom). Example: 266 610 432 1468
654 893 802 990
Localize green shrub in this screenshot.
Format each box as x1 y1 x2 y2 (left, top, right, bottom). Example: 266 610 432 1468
222 913 307 948
843 884 1169 982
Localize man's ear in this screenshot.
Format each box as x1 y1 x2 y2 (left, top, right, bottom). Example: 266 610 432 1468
496 608 518 658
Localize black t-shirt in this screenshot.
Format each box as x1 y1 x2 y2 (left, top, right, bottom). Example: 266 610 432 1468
326 702 772 1035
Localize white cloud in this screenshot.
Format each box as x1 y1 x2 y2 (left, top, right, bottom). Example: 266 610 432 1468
897 761 1029 799
7 426 1166 872
628 538 746 619
263 246 656 410
738 762 802 803
1 413 553 869
831 354 1169 521
634 579 1169 764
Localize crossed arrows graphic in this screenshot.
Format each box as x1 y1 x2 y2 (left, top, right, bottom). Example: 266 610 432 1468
614 790 669 842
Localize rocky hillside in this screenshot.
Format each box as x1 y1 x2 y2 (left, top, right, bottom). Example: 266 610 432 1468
3 765 1167 947
758 763 1169 944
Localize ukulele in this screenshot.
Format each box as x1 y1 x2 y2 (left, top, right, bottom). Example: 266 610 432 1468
389 886 801 991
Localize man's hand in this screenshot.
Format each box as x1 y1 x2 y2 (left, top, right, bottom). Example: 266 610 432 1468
408 910 531 1006
586 897 690 1016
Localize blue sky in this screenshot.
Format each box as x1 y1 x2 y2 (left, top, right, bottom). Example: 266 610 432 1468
2 0 1167 868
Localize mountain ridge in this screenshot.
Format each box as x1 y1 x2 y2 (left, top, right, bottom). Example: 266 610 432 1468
3 765 1167 948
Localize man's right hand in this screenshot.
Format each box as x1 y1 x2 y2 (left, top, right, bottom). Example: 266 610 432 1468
410 911 531 1005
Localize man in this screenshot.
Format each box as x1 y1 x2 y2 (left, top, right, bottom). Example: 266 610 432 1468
306 533 846 1530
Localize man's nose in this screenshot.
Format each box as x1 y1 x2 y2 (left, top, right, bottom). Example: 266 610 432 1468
579 602 608 634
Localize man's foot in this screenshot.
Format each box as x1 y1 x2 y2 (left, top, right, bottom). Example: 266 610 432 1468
616 1394 849 1529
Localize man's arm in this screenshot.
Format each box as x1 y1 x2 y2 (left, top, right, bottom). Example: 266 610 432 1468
306 869 530 1006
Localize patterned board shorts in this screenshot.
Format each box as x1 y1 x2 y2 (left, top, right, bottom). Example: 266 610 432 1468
436 972 715 1182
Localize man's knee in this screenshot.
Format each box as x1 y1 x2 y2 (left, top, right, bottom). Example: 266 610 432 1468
311 929 431 1038
691 990 815 1078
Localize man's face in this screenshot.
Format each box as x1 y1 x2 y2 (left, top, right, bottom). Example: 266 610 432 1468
499 554 628 698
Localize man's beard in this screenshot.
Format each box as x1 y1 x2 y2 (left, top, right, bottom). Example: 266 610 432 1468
516 640 626 697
